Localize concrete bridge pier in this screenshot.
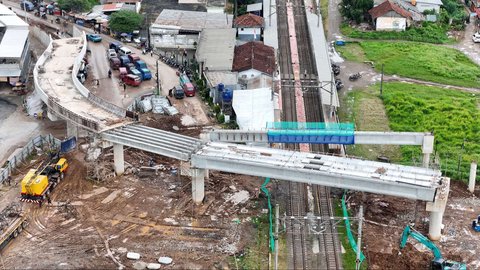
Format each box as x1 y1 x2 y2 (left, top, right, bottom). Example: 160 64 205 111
66 121 78 138
192 168 205 204
422 134 434 168
426 177 450 240
113 143 125 176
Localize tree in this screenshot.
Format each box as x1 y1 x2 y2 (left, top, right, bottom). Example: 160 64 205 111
57 0 94 12
340 0 373 24
108 10 143 34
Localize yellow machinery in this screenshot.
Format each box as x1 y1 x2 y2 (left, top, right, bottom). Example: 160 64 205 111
20 156 68 202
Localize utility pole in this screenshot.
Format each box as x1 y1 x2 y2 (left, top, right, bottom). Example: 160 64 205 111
274 204 279 270
355 205 364 270
380 64 384 97
156 60 160 96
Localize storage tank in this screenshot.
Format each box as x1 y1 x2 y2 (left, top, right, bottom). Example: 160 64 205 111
222 88 233 102
217 83 224 92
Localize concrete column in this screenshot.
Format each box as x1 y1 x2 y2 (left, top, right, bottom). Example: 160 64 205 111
113 143 124 176
422 134 434 168
426 177 450 241
469 162 477 193
204 169 209 180
191 168 205 204
66 121 78 139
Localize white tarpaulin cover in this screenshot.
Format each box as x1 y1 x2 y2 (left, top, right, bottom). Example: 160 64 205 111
232 88 274 130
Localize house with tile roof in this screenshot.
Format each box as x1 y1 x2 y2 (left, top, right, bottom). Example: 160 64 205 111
232 41 275 80
369 0 413 30
233 13 264 41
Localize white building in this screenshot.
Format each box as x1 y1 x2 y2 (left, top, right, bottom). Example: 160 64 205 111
233 13 264 42
0 4 30 84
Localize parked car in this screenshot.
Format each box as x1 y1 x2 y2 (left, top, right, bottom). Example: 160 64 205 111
122 74 141 86
109 57 121 70
119 55 130 67
86 34 102 42
473 32 480 43
106 49 117 59
128 53 140 63
134 61 152 80
109 41 122 53
182 82 195 97
119 47 132 56
119 67 128 79
20 0 34 11
171 85 184 99
129 68 143 80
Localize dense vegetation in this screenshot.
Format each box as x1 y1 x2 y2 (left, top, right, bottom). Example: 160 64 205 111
341 41 480 88
57 0 98 12
381 82 480 180
341 23 452 44
339 0 373 23
108 10 143 34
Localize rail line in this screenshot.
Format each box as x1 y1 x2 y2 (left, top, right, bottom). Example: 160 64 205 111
276 0 342 268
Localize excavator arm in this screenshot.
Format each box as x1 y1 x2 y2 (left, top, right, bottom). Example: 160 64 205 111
400 225 443 260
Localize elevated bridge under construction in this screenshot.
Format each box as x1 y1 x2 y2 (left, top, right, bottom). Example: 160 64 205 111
34 32 449 242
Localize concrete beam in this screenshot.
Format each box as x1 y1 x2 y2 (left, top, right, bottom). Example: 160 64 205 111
113 143 124 175
66 121 78 139
191 168 205 204
191 154 437 201
102 133 191 161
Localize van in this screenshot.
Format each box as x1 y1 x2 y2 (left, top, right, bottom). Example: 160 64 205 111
109 42 122 53
123 74 141 86
109 57 121 70
20 1 34 11
119 47 132 56
119 56 130 67
128 53 140 63
182 82 195 97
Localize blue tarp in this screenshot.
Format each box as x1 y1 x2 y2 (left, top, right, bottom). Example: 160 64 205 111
267 135 355 144
60 136 77 153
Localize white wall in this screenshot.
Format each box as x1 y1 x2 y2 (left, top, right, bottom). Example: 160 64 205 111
416 3 440 13
376 17 406 31
238 69 262 80
238 27 261 41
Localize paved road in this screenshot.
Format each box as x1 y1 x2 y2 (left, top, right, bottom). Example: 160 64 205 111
451 20 480 66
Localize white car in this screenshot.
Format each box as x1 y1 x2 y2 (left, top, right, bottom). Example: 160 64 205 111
106 49 117 59
473 32 480 43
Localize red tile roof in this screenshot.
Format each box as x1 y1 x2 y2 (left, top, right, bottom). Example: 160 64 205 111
232 41 275 75
233 13 264 28
368 0 411 19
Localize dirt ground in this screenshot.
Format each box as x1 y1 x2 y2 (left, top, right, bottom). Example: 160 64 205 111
0 143 263 269
345 180 480 270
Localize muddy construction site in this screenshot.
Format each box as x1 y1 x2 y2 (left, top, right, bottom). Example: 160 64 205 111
0 114 479 269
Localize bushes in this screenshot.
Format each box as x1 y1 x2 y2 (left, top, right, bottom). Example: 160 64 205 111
341 23 452 44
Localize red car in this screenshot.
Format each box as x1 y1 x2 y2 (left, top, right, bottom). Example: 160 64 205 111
122 74 141 86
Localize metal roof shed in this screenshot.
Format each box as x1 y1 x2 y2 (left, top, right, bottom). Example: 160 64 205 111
0 29 28 58
195 28 236 71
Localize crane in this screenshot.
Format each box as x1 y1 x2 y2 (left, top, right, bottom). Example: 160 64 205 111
399 225 466 270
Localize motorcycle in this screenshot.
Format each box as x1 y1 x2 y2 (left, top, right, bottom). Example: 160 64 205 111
349 72 362 81
335 78 343 90
332 63 340 76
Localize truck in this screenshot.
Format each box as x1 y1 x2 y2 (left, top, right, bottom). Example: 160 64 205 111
134 61 152 80
20 153 68 203
399 225 466 270
0 203 28 250
179 74 195 97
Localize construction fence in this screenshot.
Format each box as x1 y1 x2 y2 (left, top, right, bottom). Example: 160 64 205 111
0 134 60 184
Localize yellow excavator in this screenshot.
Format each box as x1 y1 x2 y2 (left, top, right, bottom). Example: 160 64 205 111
20 152 68 203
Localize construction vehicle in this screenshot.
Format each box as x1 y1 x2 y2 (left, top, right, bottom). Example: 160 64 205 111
20 152 68 203
400 226 466 270
472 215 480 232
0 203 28 249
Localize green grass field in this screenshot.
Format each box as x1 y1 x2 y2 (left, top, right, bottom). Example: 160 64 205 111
338 41 480 88
381 82 480 180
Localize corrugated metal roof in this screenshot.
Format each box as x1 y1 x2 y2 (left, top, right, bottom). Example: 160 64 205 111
0 15 28 27
196 28 236 71
0 4 16 16
0 65 21 77
153 9 233 32
0 29 28 58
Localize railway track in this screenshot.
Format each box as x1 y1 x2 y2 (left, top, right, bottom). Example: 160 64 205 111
276 0 343 268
